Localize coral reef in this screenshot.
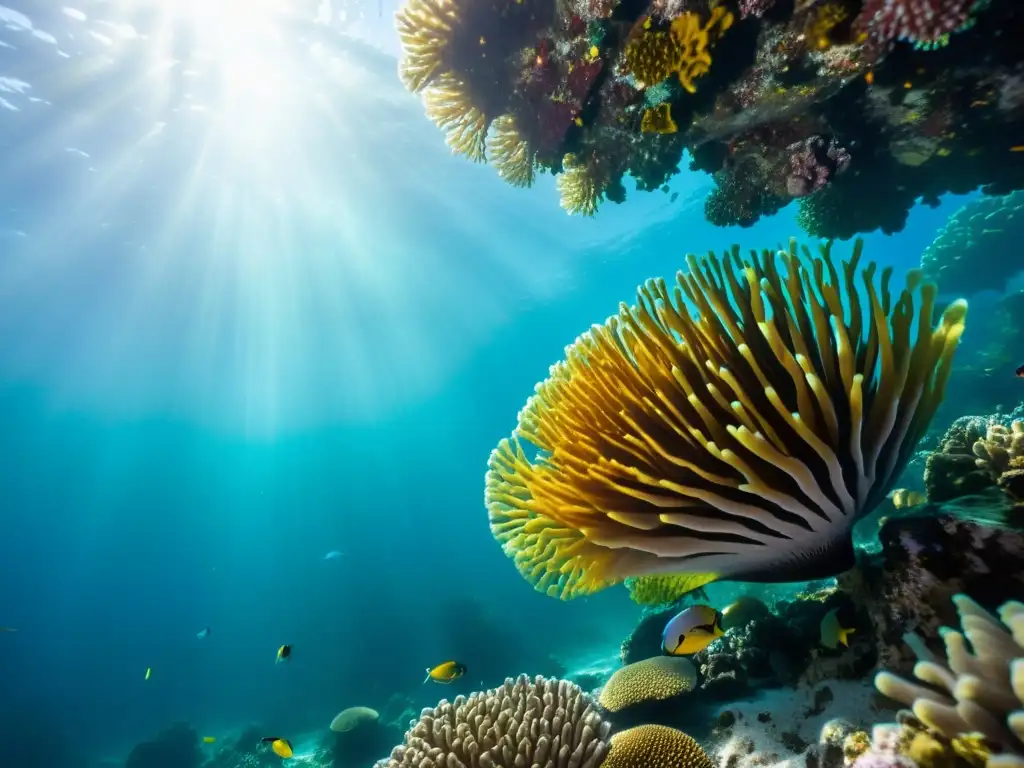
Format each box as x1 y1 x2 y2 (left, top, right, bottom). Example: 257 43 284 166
382 675 611 768
394 0 1024 235
874 594 1024 767
920 191 1024 296
598 657 698 712
484 239 965 603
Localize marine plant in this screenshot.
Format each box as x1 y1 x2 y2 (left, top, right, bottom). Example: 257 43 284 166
484 239 967 603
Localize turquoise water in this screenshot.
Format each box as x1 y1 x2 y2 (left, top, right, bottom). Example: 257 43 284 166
0 2 988 766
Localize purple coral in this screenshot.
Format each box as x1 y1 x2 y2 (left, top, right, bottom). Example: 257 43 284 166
739 0 774 18
786 135 851 198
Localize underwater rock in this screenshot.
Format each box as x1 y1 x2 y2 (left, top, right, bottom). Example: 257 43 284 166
127 722 203 768
700 652 749 701
620 604 679 665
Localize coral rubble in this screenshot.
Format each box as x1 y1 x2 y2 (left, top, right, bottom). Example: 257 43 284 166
394 0 1024 236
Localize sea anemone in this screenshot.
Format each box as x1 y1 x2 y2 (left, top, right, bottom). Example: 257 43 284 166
484 239 967 602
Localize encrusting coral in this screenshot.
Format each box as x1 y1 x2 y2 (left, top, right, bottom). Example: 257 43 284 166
598 657 698 712
602 724 715 768
874 594 1024 768
484 238 967 603
383 674 611 768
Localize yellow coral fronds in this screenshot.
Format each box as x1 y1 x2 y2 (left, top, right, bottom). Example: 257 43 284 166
423 74 488 162
641 103 678 134
395 0 460 92
485 239 968 600
487 115 535 188
622 6 734 92
556 154 602 216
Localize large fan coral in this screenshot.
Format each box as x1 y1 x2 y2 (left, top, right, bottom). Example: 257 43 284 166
395 0 460 92
484 239 967 602
383 674 611 768
874 594 1024 766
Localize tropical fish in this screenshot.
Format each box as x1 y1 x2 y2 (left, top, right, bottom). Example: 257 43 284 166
0 627 17 633
662 605 725 655
890 488 927 509
145 667 151 680
424 660 467 683
276 645 292 663
324 550 343 560
261 737 293 758
203 736 216 744
197 627 210 639
820 608 855 649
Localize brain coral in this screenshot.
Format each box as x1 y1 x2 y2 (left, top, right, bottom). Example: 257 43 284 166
603 724 715 768
598 657 698 712
384 674 611 768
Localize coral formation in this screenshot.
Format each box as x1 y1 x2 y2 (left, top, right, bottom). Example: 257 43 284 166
383 674 611 768
874 594 1024 766
394 0 1024 234
484 239 966 603
603 724 715 768
920 191 1024 296
598 657 698 712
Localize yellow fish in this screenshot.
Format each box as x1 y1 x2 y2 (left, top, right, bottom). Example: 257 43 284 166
662 605 725 655
145 667 151 681
820 608 855 649
890 488 926 509
203 737 216 744
424 660 467 683
275 644 292 663
261 737 293 758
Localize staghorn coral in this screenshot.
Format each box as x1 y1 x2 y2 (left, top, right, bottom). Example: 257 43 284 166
641 103 678 134
598 657 698 712
484 239 967 602
602 725 714 768
395 0 460 92
424 73 489 161
874 594 1024 766
384 674 610 768
621 7 735 92
488 115 536 187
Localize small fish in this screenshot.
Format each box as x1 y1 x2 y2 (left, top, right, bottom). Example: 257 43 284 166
0 627 17 633
261 737 293 758
145 667 152 680
1011 146 1024 153
424 660 467 683
197 627 210 639
890 488 926 509
203 736 216 744
324 550 343 560
276 645 292 663
662 604 725 655
820 607 855 649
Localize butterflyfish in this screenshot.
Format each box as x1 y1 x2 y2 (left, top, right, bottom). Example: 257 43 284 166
145 667 151 680
424 660 466 683
662 605 725 655
890 488 926 509
261 737 293 758
276 644 292 663
820 608 855 649
197 627 210 639
203 736 216 744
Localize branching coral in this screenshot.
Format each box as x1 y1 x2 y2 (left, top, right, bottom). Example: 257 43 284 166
383 675 611 768
603 725 715 768
484 239 967 602
874 594 1024 766
621 7 735 92
488 115 536 187
423 73 489 161
395 0 460 92
598 657 698 712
